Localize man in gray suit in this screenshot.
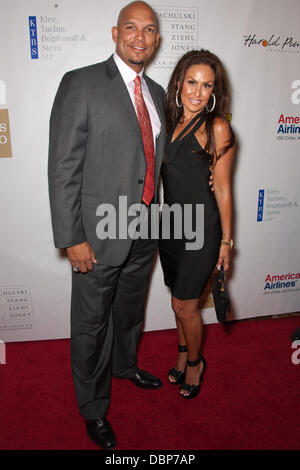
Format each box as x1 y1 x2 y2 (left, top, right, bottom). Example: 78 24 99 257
48 1 165 449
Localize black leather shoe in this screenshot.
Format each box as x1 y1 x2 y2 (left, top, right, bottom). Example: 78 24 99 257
85 418 116 450
130 368 163 389
291 326 300 341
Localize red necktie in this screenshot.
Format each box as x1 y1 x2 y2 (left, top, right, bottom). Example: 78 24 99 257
134 76 155 206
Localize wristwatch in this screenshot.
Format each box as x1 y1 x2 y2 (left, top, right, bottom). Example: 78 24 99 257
221 239 234 249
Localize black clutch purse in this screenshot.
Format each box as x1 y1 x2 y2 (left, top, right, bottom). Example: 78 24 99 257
212 265 230 323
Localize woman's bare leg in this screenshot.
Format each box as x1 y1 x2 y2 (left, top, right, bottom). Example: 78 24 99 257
171 296 205 395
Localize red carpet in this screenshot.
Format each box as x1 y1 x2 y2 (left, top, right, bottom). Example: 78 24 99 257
0 315 300 450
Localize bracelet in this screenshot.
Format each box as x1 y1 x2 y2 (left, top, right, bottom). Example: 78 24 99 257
221 239 234 249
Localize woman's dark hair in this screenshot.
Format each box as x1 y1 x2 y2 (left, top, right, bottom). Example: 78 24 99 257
165 49 235 165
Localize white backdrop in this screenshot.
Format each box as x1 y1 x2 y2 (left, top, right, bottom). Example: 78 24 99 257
0 0 300 342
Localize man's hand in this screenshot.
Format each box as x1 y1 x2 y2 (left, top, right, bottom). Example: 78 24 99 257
66 241 97 273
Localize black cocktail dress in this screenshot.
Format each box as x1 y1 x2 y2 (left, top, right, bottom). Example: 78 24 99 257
159 113 222 300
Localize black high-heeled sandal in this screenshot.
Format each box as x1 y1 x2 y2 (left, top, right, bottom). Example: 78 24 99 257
168 344 187 385
180 354 207 399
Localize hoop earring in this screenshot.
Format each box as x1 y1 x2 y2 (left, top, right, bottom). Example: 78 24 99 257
206 93 216 112
175 89 183 108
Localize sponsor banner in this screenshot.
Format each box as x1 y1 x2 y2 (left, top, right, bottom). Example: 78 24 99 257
153 5 198 68
28 16 39 59
0 109 12 158
0 0 300 341
243 33 300 54
263 272 300 295
276 113 300 141
257 188 299 224
257 190 265 222
0 286 34 331
28 14 87 61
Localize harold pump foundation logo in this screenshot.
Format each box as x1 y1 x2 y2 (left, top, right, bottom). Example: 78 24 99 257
0 80 12 158
243 33 300 53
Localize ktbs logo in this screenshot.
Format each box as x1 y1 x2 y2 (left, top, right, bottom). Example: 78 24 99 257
0 80 12 158
28 16 39 59
257 189 264 222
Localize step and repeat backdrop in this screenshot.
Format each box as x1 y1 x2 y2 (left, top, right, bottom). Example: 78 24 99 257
0 0 300 342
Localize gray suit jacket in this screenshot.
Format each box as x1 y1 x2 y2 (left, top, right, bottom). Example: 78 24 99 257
48 55 166 266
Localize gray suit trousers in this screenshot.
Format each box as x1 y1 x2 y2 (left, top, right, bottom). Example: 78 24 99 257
70 232 157 420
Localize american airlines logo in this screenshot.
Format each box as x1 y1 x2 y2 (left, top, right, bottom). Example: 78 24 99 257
264 272 299 291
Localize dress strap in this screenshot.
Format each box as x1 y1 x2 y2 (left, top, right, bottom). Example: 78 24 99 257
174 111 206 142
190 116 206 135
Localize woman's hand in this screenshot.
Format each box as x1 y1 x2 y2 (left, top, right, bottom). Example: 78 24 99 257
216 244 231 271
208 167 214 192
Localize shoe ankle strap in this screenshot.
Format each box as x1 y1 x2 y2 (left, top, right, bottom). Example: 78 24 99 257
178 344 188 353
187 356 201 367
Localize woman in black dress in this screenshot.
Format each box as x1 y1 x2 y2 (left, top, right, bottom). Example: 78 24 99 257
159 50 235 399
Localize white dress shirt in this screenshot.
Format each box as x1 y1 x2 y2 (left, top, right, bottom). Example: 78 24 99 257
113 52 161 147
